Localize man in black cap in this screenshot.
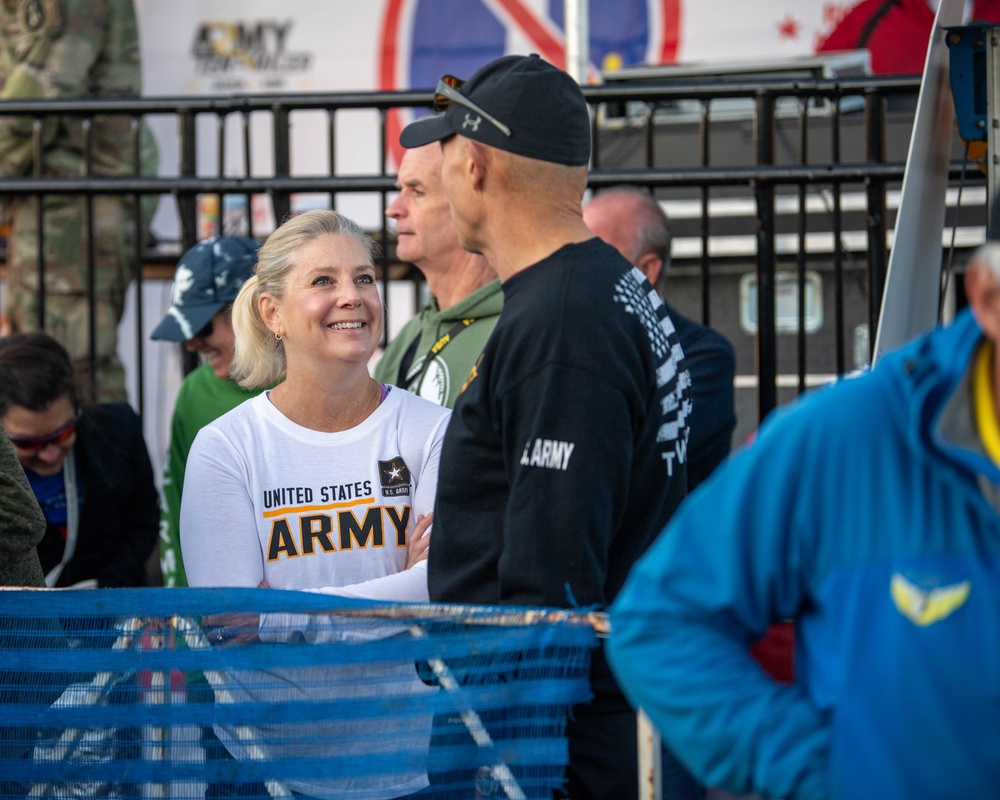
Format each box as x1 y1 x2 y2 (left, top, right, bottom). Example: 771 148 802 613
401 54 698 799
151 236 263 587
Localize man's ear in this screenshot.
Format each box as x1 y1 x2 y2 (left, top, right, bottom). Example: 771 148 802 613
466 140 490 191
635 253 663 287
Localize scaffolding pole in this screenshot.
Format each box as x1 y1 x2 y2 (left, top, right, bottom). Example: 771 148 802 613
872 0 965 362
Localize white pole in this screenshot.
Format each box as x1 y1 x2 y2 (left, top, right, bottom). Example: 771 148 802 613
564 0 589 84
872 0 965 362
637 709 662 800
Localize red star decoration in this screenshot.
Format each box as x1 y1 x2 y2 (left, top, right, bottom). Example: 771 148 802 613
777 13 801 39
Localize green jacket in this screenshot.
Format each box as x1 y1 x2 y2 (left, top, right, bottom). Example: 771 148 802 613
159 363 263 587
0 433 45 587
375 279 503 408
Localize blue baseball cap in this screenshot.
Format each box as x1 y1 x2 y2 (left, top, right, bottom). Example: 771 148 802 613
151 236 260 342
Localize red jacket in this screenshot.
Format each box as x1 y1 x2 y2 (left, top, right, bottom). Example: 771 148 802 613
818 0 1000 75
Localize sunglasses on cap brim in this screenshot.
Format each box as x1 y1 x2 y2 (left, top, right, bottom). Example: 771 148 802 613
431 75 511 138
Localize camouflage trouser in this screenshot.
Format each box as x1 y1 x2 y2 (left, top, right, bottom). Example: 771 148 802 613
5 194 141 403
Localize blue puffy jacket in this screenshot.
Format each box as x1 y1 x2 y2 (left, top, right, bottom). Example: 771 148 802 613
608 308 1000 799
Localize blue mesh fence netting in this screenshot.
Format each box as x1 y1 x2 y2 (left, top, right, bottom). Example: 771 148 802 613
0 588 601 800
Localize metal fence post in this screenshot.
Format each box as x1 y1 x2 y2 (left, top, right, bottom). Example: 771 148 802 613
755 90 778 421
637 709 662 800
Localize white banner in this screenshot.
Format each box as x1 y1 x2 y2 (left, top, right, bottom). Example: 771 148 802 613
133 0 860 231
135 1 852 96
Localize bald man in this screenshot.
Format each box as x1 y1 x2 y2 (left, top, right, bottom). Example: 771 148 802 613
584 186 736 489
401 55 698 800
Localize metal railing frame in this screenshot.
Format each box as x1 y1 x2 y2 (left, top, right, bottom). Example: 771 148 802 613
0 74 980 425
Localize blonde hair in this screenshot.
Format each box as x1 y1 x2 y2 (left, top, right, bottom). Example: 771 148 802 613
230 209 377 388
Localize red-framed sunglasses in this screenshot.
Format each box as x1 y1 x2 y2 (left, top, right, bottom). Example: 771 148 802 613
8 410 82 453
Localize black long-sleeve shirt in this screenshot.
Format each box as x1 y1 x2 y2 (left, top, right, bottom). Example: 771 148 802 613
430 238 691 612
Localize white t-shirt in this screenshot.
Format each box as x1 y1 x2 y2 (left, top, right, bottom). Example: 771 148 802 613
181 387 448 595
180 387 451 800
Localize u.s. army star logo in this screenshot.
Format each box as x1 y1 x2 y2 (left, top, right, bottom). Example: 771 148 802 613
378 456 411 497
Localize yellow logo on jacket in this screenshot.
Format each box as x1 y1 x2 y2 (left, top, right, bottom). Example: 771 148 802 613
890 573 970 626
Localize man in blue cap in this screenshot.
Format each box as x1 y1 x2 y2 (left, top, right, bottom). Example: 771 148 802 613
401 54 698 799
151 236 262 587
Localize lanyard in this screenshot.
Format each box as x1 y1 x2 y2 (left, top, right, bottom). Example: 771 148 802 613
44 448 79 588
974 340 1000 466
395 318 476 390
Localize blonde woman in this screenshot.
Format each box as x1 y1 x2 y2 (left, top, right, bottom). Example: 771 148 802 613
180 209 449 800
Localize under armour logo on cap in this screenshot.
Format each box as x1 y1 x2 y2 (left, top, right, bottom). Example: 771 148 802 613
399 54 592 167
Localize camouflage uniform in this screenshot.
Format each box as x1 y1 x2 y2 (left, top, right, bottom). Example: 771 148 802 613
0 0 158 401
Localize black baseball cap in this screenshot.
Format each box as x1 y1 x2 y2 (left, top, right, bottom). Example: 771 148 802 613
399 54 591 167
151 236 260 342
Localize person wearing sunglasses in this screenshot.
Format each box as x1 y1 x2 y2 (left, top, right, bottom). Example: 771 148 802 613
400 55 697 800
151 235 265 588
0 332 158 588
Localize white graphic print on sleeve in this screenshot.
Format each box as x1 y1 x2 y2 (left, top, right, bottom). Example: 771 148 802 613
613 267 692 475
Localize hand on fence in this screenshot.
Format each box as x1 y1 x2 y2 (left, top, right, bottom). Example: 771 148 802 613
407 512 432 569
204 582 269 646
204 613 261 646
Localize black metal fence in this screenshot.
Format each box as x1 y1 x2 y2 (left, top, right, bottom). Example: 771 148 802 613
0 74 984 439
